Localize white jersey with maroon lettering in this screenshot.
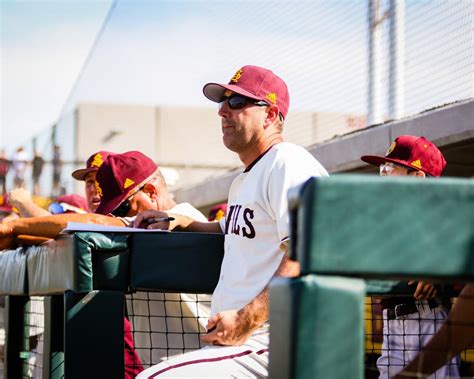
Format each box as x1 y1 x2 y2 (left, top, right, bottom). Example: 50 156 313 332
136 142 328 378
212 142 328 315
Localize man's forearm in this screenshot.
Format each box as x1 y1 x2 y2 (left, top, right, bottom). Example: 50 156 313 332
16 202 51 218
239 249 301 330
174 219 222 233
8 213 125 238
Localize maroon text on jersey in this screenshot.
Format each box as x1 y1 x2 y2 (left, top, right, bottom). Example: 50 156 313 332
224 204 256 239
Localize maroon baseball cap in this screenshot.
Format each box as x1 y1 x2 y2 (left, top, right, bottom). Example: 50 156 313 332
50 194 89 214
95 151 158 215
203 65 290 119
361 135 447 177
71 151 115 181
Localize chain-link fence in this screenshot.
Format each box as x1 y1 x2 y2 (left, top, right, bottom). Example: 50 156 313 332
8 0 472 192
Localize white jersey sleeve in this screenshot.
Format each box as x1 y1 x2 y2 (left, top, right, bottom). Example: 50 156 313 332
268 143 328 243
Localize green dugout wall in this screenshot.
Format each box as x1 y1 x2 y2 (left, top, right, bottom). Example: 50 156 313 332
0 231 224 379
269 175 474 379
1 175 473 378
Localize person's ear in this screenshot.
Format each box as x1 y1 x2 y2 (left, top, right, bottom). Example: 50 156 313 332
263 105 280 129
142 182 158 201
411 170 426 178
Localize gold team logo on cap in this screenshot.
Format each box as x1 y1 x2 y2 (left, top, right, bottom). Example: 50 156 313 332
385 141 396 156
411 160 422 170
215 209 225 221
266 92 277 104
123 178 135 189
90 153 104 168
230 69 243 83
95 181 103 197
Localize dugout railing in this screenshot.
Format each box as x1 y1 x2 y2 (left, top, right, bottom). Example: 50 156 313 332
1 175 473 378
269 175 474 379
0 231 224 378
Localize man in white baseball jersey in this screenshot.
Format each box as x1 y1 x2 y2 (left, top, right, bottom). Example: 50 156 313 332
361 135 460 379
133 65 329 377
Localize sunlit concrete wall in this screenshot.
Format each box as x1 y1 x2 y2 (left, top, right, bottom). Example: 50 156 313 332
72 102 368 196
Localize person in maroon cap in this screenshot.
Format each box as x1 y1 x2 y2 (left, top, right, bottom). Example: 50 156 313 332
134 65 328 378
8 151 113 218
95 151 206 222
71 151 114 212
361 135 459 379
5 150 146 378
94 151 209 367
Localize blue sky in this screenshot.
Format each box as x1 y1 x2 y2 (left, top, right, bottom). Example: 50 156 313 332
1 0 112 151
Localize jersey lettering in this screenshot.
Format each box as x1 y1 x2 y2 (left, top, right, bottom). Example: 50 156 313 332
224 204 256 239
242 208 256 239
232 205 242 235
224 205 236 234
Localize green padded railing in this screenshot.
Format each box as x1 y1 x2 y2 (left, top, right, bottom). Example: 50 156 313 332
0 248 27 295
270 175 474 379
270 276 365 379
1 231 224 379
130 232 224 293
289 175 474 279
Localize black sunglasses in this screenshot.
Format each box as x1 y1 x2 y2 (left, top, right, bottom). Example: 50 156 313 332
219 94 268 110
111 186 144 217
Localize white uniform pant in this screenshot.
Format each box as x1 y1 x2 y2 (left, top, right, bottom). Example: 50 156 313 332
137 324 269 378
377 301 460 378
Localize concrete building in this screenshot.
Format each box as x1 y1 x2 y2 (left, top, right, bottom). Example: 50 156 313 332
72 102 366 194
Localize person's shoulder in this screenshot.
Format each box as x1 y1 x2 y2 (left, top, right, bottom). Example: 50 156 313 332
273 142 311 155
273 142 329 176
273 142 316 162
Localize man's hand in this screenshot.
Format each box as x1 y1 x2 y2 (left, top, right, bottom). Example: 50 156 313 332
409 280 438 300
201 309 257 346
9 188 50 217
9 188 32 207
0 223 16 250
132 210 176 230
134 210 222 234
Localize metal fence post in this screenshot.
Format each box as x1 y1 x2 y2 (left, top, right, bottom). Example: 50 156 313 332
64 290 124 378
4 295 29 378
